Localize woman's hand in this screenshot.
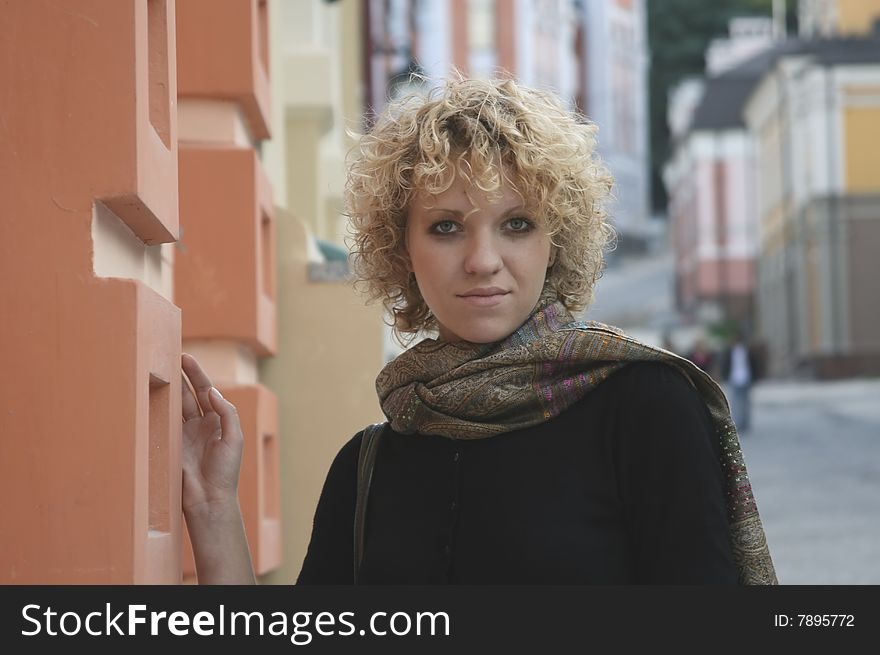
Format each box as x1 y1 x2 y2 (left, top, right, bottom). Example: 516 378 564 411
181 353 244 516
181 353 256 584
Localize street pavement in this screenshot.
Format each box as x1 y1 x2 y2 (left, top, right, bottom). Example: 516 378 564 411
733 377 880 584
583 248 676 339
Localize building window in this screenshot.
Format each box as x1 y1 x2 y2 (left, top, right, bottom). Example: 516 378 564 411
469 0 495 53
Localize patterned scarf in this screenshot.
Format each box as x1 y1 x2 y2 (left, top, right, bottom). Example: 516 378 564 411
376 297 778 585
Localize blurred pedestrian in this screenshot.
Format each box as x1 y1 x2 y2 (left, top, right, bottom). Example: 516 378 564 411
721 329 759 435
688 337 715 377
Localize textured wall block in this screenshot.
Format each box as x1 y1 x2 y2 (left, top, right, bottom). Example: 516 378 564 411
136 282 184 583
1 0 179 245
222 384 281 576
176 146 277 356
0 278 181 583
177 0 271 140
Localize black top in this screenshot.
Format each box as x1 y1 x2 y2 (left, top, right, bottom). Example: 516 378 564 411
296 362 738 584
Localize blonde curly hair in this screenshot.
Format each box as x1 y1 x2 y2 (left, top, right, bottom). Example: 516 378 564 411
345 76 615 344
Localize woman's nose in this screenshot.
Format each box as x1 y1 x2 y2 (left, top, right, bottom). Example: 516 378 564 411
462 232 503 275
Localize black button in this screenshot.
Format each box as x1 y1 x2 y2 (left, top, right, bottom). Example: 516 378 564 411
444 545 451 556
453 451 461 462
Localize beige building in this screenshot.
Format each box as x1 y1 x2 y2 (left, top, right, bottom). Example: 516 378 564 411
258 0 386 585
744 36 880 377
799 0 880 37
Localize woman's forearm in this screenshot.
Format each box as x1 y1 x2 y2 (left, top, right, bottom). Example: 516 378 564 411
184 499 256 585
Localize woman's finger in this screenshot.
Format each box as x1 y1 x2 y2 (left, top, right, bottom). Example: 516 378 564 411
209 387 243 446
181 372 202 422
181 353 215 416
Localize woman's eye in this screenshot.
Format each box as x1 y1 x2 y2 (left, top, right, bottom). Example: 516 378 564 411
507 217 533 232
432 220 459 234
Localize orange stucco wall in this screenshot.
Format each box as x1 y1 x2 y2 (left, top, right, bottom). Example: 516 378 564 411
175 0 280 581
176 0 271 140
176 147 277 356
1 0 282 584
1 0 182 582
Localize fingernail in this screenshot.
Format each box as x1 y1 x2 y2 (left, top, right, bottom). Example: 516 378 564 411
211 387 224 400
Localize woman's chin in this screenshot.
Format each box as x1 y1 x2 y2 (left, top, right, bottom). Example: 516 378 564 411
439 323 513 344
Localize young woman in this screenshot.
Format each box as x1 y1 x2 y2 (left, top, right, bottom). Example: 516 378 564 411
181 77 777 585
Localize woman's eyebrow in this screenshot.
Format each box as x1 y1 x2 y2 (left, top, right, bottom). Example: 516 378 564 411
423 205 525 217
423 207 465 216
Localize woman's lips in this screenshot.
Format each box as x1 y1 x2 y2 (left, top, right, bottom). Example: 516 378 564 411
457 292 510 307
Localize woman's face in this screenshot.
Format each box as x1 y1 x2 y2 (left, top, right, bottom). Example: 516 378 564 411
405 171 555 343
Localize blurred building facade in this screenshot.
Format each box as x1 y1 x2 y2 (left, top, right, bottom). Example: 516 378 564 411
363 0 650 241
665 2 880 379
257 0 385 585
799 0 880 37
579 0 651 244
706 16 775 76
664 18 781 327
364 0 580 116
744 35 880 378
175 0 281 583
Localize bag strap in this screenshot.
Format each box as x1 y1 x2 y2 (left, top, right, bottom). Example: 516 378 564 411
354 422 386 584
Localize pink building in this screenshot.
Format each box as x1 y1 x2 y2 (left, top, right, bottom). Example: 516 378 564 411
664 44 792 325
363 0 580 118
